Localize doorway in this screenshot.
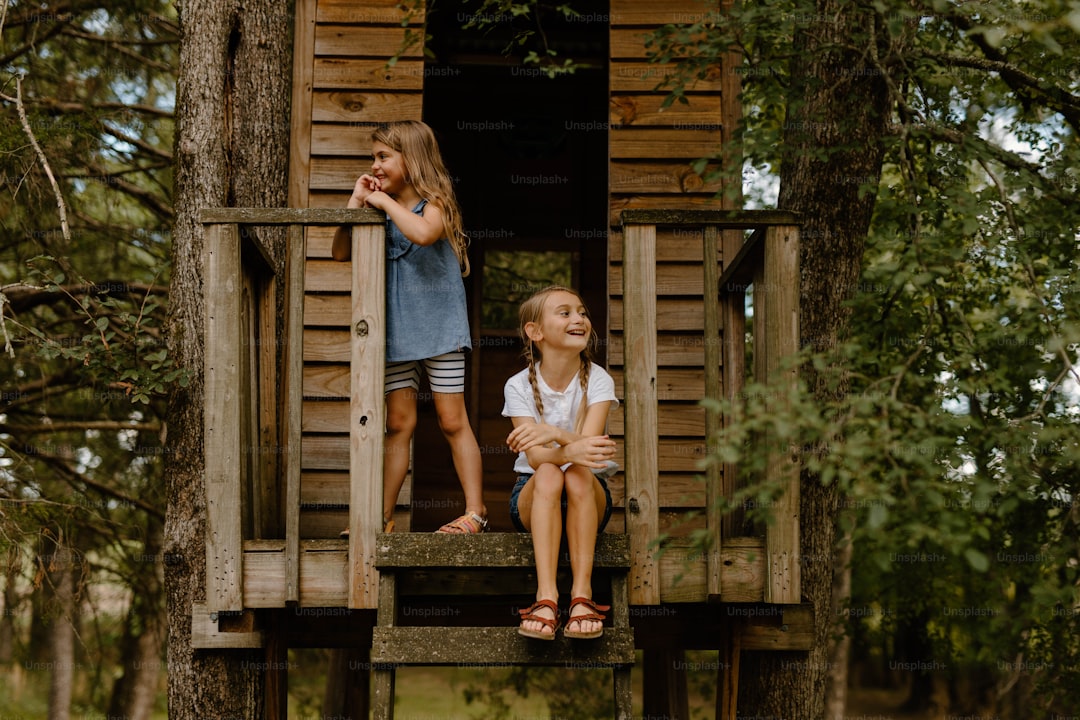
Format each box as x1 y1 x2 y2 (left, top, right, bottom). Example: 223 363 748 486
412 3 610 530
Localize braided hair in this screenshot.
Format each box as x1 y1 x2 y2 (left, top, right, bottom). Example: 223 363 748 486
518 286 598 435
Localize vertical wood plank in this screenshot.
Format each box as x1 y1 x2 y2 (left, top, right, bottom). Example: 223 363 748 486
763 225 801 604
717 619 741 720
720 237 745 540
622 222 660 605
257 264 280 538
702 225 723 598
349 221 385 609
204 223 244 613
289 0 316 208
283 224 305 604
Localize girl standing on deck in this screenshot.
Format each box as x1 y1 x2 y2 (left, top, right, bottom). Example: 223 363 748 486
333 120 485 535
503 286 619 639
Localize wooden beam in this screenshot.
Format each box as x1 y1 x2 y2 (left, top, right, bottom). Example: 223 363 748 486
622 222 661 605
199 207 384 225
191 603 263 649
703 225 723 599
288 0 316 209
348 222 385 609
620 209 800 228
762 225 801 604
283 224 305 604
739 603 814 651
204 223 244 613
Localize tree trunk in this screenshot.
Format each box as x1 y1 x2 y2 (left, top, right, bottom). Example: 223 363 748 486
738 1 891 717
825 529 853 720
107 518 165 720
45 541 77 720
165 0 292 716
0 550 18 663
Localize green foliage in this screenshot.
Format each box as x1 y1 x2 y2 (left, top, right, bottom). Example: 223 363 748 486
644 0 1080 713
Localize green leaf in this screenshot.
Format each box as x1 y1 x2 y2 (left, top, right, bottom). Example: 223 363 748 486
964 548 990 573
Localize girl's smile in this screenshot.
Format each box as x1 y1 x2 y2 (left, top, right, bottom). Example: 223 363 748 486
371 141 407 196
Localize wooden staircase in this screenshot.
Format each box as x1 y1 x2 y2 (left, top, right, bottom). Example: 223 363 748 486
369 532 635 719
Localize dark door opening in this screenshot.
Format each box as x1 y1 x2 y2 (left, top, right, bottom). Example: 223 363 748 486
411 3 609 531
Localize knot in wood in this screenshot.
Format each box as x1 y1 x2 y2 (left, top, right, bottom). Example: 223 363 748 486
355 319 369 337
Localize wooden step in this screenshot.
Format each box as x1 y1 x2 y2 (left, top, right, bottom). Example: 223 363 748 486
370 626 636 666
374 532 631 569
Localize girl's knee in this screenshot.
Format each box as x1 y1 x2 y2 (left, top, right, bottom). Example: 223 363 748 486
386 410 416 436
531 465 565 498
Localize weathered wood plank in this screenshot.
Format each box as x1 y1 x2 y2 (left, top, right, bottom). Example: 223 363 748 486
304 292 351 327
657 536 764 603
609 264 714 296
609 195 732 226
349 222 385 609
303 363 351 397
289 0 316 208
303 328 350 362
199 207 383 225
609 160 721 194
610 0 721 25
610 28 712 60
374 533 630 569
314 25 418 57
610 62 723 93
284 224 307 604
313 58 424 91
316 0 424 24
739 604 814 651
610 127 723 159
610 94 723 127
312 91 423 124
242 544 349 607
610 229 716 263
702 225 724 598
306 257 352 291
609 403 705 437
371 627 636 666
609 368 707 401
622 222 661 605
762 225 801 604
607 334 711 367
620 209 800 227
191 602 264 649
204 223 244 613
610 296 720 331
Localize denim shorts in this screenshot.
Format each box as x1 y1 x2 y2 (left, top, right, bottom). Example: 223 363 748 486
508 472 614 533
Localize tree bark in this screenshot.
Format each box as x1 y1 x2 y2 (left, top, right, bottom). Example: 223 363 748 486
165 0 292 716
738 1 891 717
45 541 77 720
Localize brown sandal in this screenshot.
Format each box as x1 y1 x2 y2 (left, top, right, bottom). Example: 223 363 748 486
563 597 609 640
517 599 559 640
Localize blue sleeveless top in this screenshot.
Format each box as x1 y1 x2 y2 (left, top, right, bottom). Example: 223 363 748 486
385 200 472 362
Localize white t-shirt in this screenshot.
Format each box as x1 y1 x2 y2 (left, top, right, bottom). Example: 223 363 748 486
501 362 619 475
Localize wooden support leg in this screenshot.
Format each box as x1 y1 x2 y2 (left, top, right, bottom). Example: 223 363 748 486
717 619 742 720
613 666 633 720
263 611 288 720
643 647 690 720
373 567 398 719
323 647 371 719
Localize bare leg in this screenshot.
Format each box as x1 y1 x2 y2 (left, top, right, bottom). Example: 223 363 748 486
431 391 485 519
564 466 607 636
383 388 417 525
517 465 564 636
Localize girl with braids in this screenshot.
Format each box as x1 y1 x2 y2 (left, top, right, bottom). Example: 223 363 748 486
332 120 485 535
502 286 619 640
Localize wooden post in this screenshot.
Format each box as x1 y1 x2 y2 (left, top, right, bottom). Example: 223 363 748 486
204 222 244 613
622 221 660 605
348 221 385 609
282 223 305 605
762 225 801 604
702 225 723 599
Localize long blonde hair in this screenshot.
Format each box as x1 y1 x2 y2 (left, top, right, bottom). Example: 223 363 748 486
372 120 470 276
518 286 598 435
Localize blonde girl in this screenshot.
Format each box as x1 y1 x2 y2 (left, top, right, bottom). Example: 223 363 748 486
502 286 619 640
333 120 485 535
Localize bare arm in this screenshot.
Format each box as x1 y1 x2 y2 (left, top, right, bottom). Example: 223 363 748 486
365 191 445 247
507 401 615 470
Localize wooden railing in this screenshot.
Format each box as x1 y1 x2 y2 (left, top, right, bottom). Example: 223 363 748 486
199 207 803 620
620 209 801 605
202 207 386 613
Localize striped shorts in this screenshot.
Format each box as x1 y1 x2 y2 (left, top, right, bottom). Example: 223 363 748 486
385 351 466 394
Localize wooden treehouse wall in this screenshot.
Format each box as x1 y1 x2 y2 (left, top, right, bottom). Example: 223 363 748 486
253 0 802 607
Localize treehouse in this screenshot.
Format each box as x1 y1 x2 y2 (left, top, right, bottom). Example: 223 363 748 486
195 2 808 718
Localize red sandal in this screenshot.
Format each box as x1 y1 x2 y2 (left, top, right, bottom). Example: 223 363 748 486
563 597 609 640
517 599 559 640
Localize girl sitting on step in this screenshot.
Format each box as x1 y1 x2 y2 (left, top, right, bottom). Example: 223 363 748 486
502 286 619 640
